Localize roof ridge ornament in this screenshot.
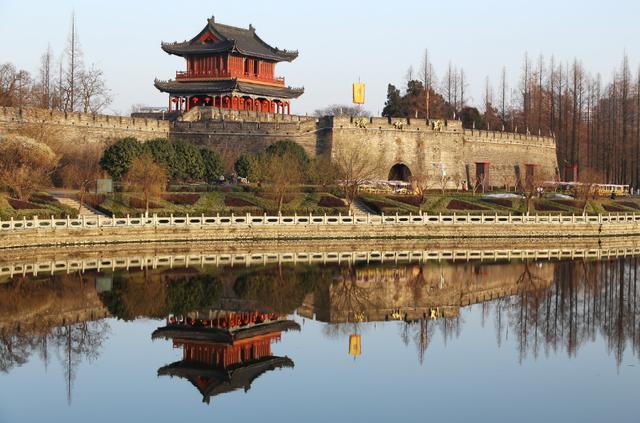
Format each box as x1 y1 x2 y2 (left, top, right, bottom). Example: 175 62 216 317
210 15 215 23
249 24 255 32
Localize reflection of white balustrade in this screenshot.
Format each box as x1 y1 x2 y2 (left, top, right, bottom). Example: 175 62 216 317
0 212 638 232
2 246 640 278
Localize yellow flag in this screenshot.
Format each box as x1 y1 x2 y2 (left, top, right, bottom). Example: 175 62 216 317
352 83 365 104
349 334 362 356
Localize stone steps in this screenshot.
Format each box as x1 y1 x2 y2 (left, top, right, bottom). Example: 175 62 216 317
51 194 106 217
351 198 377 215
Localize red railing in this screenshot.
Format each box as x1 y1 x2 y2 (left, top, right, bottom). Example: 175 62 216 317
175 70 285 86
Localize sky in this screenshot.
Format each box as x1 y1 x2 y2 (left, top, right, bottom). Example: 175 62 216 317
1 0 639 116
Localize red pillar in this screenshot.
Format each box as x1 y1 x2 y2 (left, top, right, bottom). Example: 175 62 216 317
168 96 172 112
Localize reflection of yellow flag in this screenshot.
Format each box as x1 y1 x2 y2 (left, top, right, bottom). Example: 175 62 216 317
349 334 361 356
352 83 365 104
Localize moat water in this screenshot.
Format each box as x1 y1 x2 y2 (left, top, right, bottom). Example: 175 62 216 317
0 252 638 422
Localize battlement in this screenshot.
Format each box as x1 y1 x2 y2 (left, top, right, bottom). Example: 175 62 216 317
330 115 463 132
0 106 170 133
463 128 556 146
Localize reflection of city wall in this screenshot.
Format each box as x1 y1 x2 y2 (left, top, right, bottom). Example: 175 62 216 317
0 274 109 334
298 262 554 323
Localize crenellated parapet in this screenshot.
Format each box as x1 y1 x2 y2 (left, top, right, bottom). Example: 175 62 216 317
0 106 170 143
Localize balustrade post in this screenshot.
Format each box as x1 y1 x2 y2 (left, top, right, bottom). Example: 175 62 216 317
10 216 14 230
50 215 54 229
34 215 39 229
126 214 130 226
97 215 101 227
381 212 385 224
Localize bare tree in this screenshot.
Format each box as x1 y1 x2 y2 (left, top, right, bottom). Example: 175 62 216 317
420 49 436 120
58 144 104 214
123 154 168 216
78 64 111 113
313 104 371 118
522 168 551 214
62 12 84 112
333 140 382 208
37 45 54 109
259 150 303 214
574 167 604 214
499 66 508 129
0 134 57 199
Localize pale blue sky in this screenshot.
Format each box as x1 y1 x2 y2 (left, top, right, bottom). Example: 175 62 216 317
1 0 638 115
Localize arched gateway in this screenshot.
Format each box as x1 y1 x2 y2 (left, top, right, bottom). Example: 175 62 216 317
388 163 412 182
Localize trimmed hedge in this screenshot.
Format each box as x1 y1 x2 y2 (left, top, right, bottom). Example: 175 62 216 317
481 198 513 208
387 195 423 207
129 197 162 209
162 193 201 205
224 197 256 207
8 198 45 210
29 193 58 204
318 195 345 208
447 199 488 211
617 201 640 210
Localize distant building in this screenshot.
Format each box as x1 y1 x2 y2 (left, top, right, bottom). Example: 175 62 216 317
155 16 304 114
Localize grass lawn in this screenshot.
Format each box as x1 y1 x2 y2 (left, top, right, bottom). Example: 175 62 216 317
92 190 350 217
0 193 76 220
1 188 639 219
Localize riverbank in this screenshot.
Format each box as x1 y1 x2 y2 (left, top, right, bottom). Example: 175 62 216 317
1 212 640 249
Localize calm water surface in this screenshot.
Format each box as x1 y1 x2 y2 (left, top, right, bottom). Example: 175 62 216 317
0 255 638 422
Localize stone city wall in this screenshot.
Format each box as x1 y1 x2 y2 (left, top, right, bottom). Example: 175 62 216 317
0 106 558 186
0 106 170 144
329 116 558 187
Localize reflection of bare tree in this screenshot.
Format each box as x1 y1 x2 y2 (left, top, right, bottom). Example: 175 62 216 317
328 267 379 323
52 320 109 404
502 258 640 367
0 332 36 373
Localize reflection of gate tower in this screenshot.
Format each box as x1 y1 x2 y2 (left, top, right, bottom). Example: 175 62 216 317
153 311 299 404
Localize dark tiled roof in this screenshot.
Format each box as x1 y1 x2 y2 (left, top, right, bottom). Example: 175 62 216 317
161 17 298 62
151 320 302 342
158 356 294 404
154 78 304 99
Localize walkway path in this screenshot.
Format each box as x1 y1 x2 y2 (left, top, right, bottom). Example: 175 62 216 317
49 191 106 217
350 198 377 215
